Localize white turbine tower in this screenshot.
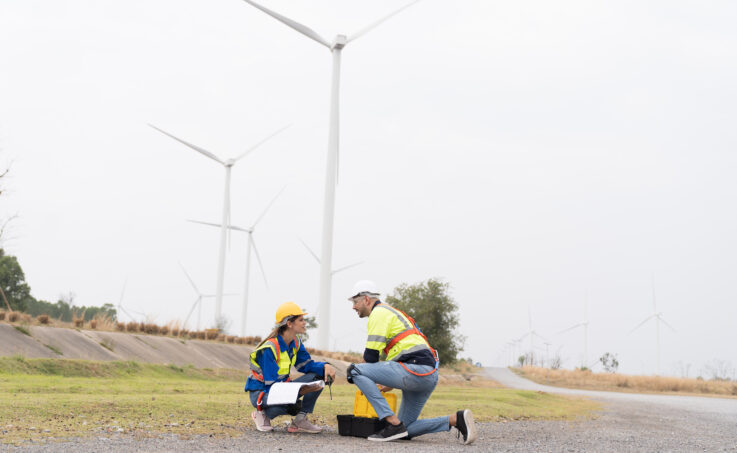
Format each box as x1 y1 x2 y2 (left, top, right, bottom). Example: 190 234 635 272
149 123 289 326
240 0 421 349
557 293 590 368
630 279 676 375
188 187 285 336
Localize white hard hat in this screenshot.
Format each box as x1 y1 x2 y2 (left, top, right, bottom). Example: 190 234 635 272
348 280 380 300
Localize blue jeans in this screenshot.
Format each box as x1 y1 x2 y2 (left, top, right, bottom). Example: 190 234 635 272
249 372 323 419
349 361 449 438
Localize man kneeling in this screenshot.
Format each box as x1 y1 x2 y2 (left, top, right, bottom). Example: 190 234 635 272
345 280 477 444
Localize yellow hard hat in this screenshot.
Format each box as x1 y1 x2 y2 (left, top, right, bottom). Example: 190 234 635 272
275 301 307 325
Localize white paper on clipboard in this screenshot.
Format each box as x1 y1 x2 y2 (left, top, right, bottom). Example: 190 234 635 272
266 381 324 405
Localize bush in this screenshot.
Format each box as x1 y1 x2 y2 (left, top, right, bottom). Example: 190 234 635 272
90 320 97 329
226 335 235 343
126 322 138 332
73 317 84 328
159 325 169 335
37 314 50 324
0 311 5 320
116 322 125 331
171 328 179 337
8 312 19 322
205 329 219 340
144 323 159 335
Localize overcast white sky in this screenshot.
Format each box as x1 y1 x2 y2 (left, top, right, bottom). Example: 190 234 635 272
1 0 736 377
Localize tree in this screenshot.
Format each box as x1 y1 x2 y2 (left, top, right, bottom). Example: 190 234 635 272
0 249 34 312
300 315 318 341
599 352 619 373
386 278 465 364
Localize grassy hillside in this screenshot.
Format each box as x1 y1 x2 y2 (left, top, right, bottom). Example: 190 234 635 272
0 357 599 444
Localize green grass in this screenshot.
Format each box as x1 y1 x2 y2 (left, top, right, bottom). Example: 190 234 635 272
13 325 30 336
43 344 63 355
0 357 599 444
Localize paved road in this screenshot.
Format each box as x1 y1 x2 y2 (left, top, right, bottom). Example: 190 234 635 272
483 367 737 452
485 366 737 417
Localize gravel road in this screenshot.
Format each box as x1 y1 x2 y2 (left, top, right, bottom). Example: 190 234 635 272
6 368 737 452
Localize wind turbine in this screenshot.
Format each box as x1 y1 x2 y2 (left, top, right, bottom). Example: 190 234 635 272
179 264 237 331
115 278 145 323
517 306 548 366
557 292 590 368
188 187 285 336
149 123 289 325
240 0 421 349
630 279 676 375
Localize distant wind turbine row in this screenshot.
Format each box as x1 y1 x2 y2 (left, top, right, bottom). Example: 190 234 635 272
508 282 676 375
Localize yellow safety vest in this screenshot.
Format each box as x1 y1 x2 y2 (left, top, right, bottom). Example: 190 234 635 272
249 336 300 385
365 304 432 362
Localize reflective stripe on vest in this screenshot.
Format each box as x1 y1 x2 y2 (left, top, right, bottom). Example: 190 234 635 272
249 336 300 384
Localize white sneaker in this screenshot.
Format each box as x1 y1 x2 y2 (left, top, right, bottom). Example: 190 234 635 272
288 416 322 434
251 410 273 432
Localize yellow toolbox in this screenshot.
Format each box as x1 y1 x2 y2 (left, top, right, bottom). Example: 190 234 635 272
352 390 397 418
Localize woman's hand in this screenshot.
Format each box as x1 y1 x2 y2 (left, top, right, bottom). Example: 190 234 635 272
324 364 337 382
299 383 323 395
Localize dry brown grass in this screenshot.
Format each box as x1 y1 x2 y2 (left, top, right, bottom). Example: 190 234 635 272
89 320 97 329
517 366 737 397
92 313 116 331
116 322 125 331
8 312 19 322
0 311 5 321
37 314 50 324
73 317 84 328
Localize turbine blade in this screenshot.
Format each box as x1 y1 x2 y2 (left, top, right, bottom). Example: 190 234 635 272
118 277 128 306
297 237 320 264
556 323 584 335
240 0 331 48
183 298 199 329
250 235 269 289
658 315 677 333
148 124 225 165
252 186 287 229
346 0 421 43
119 306 136 322
179 262 200 294
332 261 364 275
629 314 656 334
187 219 250 232
234 124 291 163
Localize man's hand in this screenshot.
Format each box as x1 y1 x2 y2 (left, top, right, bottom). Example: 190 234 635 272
378 385 394 392
324 364 336 383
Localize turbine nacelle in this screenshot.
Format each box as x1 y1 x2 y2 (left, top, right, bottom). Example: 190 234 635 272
332 35 347 50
